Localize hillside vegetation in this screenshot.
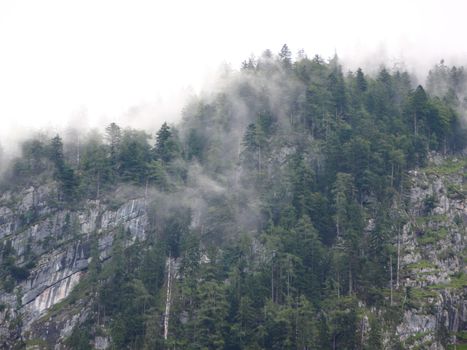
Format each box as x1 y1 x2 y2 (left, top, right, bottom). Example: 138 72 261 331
0 47 466 349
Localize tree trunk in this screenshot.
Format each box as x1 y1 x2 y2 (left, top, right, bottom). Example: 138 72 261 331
337 271 340 299
96 171 100 199
271 257 274 302
414 112 418 136
396 228 400 289
164 256 174 340
258 146 262 174
390 255 393 305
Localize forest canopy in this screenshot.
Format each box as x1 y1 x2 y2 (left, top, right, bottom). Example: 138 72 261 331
1 47 466 349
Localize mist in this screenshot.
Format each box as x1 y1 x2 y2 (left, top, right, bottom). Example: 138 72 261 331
1 0 467 154
2 3 467 347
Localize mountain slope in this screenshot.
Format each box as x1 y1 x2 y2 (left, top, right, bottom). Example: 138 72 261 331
0 51 466 349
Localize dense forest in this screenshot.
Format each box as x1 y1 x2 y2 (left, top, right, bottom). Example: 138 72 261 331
1 46 466 349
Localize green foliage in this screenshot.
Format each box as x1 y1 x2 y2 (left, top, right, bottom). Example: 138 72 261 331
186 128 207 161
323 296 360 350
2 49 467 349
444 272 467 289
416 227 448 245
47 135 80 202
0 240 32 292
95 227 166 349
161 206 191 258
425 157 467 176
65 323 92 350
278 44 292 69
367 316 383 350
80 130 110 198
406 260 436 270
154 122 181 163
105 122 122 175
118 129 151 184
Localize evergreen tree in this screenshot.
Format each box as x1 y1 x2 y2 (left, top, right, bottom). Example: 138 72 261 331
367 316 383 350
154 122 180 163
278 44 292 69
356 67 367 92
48 134 79 201
80 131 109 198
105 122 122 178
119 129 151 184
49 134 65 169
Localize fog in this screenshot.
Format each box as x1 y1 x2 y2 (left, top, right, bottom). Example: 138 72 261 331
1 0 467 154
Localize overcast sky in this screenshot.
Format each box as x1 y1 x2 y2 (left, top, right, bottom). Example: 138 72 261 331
1 0 467 147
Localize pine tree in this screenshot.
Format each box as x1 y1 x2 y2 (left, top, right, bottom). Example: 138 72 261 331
154 122 180 163
278 44 292 69
356 68 367 92
49 135 65 169
105 122 121 177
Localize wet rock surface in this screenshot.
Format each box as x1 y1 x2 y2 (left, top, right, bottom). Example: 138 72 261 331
395 162 466 349
0 158 465 349
0 184 149 348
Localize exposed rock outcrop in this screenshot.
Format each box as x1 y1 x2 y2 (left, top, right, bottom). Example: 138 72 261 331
0 157 465 349
0 184 149 348
395 159 466 349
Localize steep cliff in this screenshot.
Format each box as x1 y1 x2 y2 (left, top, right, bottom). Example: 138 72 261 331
0 156 465 349
394 157 466 349
0 183 149 348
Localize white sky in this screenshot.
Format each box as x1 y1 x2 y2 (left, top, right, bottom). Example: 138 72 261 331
1 0 467 148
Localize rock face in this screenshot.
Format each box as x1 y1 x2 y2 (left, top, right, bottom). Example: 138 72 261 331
0 157 465 349
0 183 149 348
21 242 88 325
394 159 466 349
